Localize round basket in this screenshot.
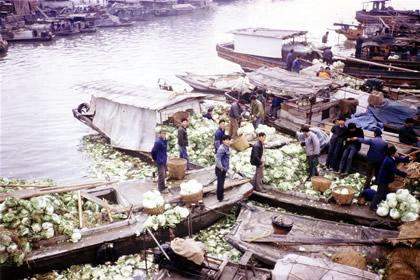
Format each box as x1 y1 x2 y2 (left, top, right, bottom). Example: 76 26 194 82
143 205 165 215
167 158 187 180
181 191 203 204
311 176 332 193
271 215 293 235
389 177 406 193
332 187 356 206
232 135 250 152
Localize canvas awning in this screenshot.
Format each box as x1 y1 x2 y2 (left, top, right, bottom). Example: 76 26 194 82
79 81 205 152
247 67 344 99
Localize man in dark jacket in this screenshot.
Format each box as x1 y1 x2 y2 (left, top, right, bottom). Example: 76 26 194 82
270 95 283 119
250 132 267 192
286 49 294 71
203 107 215 121
355 127 387 188
399 118 420 147
355 34 363 58
215 135 232 202
178 118 189 166
214 119 226 153
229 100 244 138
322 47 333 65
326 117 347 171
151 130 168 193
370 145 411 210
339 123 364 175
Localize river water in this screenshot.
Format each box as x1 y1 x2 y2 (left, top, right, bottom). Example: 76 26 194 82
0 0 417 182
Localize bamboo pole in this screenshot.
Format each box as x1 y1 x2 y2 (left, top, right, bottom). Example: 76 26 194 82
78 190 84 229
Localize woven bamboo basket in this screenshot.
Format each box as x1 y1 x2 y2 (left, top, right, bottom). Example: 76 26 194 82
143 205 165 215
332 187 356 206
181 191 203 204
311 176 332 193
167 158 187 180
231 135 250 152
389 177 406 193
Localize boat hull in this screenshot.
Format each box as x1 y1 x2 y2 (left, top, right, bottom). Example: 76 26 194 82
227 205 398 267
2 176 253 278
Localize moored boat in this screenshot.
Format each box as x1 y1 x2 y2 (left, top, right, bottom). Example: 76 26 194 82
216 28 321 71
153 254 271 279
176 72 251 94
0 168 253 278
72 81 206 164
226 204 399 267
0 35 8 54
355 0 419 25
2 27 54 43
251 188 401 230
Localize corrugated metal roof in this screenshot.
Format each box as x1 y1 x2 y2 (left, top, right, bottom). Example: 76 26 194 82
230 28 307 40
79 81 206 111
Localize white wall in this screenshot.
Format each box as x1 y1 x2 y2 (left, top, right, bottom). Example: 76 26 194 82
234 34 283 59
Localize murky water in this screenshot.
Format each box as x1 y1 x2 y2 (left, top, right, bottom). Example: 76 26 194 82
0 0 417 182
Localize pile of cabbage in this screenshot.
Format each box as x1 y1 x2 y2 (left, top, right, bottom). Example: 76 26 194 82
336 75 365 90
165 114 219 167
230 143 308 191
376 189 419 222
81 135 154 181
28 253 157 280
0 178 55 193
0 192 123 266
142 191 165 209
238 123 292 147
143 206 189 231
193 213 241 261
304 172 365 198
180 179 203 196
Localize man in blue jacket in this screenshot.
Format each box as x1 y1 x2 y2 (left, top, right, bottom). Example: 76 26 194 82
151 130 168 193
369 145 411 210
355 127 387 188
286 49 294 71
214 119 226 153
215 135 232 202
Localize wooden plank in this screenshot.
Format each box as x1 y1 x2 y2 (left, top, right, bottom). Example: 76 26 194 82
80 190 118 211
0 181 116 202
239 251 253 265
214 257 229 280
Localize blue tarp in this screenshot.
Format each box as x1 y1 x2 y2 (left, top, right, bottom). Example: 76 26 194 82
347 100 416 131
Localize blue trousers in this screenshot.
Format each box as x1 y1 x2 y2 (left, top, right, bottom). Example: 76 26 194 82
215 167 226 201
307 155 319 178
326 138 344 171
339 145 357 173
179 145 189 162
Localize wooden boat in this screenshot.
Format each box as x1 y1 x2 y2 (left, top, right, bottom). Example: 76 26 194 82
154 255 271 280
216 29 320 71
226 204 398 267
355 0 419 25
337 34 420 88
251 187 401 230
1 168 253 278
72 82 206 165
176 72 249 94
3 28 54 42
0 35 8 54
334 23 363 40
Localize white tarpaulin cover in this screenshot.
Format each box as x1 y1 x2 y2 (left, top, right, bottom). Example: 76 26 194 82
80 81 205 152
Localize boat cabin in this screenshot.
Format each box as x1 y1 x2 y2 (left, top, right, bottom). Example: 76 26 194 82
360 36 419 63
230 28 308 60
247 67 345 128
75 81 205 152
